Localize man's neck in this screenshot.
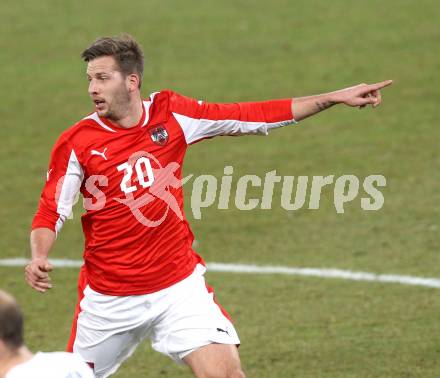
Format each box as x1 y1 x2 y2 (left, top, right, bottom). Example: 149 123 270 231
0 347 33 377
113 97 144 129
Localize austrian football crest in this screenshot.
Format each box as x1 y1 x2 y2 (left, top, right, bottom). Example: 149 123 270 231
149 126 169 146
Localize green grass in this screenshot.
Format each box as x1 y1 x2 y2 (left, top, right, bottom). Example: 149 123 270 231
1 0 439 376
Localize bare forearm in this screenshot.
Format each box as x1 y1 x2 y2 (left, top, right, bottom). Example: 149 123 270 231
30 227 56 261
292 92 337 122
26 228 56 292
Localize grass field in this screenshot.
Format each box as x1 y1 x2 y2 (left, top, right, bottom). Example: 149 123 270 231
1 0 439 376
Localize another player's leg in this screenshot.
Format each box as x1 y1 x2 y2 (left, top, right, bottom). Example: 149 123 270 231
184 343 245 378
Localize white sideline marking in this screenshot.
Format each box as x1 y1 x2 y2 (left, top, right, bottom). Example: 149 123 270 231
2 258 440 289
0 258 83 268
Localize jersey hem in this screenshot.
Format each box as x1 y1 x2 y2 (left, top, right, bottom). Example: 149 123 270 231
86 260 199 296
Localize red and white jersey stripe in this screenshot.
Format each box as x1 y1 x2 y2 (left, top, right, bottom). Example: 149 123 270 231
32 90 296 295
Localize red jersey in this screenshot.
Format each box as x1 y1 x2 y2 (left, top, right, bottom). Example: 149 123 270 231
32 90 296 295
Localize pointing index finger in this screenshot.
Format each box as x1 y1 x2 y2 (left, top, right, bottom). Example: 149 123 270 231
369 80 393 91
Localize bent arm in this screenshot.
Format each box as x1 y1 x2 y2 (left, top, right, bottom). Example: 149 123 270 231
27 133 84 292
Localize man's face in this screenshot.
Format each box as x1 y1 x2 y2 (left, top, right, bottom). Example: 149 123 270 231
86 56 130 122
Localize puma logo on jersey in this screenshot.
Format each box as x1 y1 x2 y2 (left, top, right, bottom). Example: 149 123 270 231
90 148 108 160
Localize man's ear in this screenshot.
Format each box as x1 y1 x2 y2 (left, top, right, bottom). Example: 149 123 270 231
127 73 140 92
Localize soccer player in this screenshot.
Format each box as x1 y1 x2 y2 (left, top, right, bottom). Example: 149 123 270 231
0 290 93 378
25 34 392 377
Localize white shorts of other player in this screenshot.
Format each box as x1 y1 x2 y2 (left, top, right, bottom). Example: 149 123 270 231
6 352 94 378
73 264 240 377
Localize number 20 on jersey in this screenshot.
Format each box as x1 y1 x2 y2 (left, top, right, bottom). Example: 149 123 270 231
117 157 155 194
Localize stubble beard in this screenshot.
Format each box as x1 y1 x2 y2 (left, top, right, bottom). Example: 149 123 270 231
103 84 131 123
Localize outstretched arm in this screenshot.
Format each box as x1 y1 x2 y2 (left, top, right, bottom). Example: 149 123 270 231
292 80 393 121
167 81 393 144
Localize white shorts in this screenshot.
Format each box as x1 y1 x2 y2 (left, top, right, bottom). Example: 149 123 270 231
72 264 240 377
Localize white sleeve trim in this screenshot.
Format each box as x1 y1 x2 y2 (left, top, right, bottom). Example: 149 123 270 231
173 112 296 144
142 92 160 127
83 113 116 133
55 149 84 233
